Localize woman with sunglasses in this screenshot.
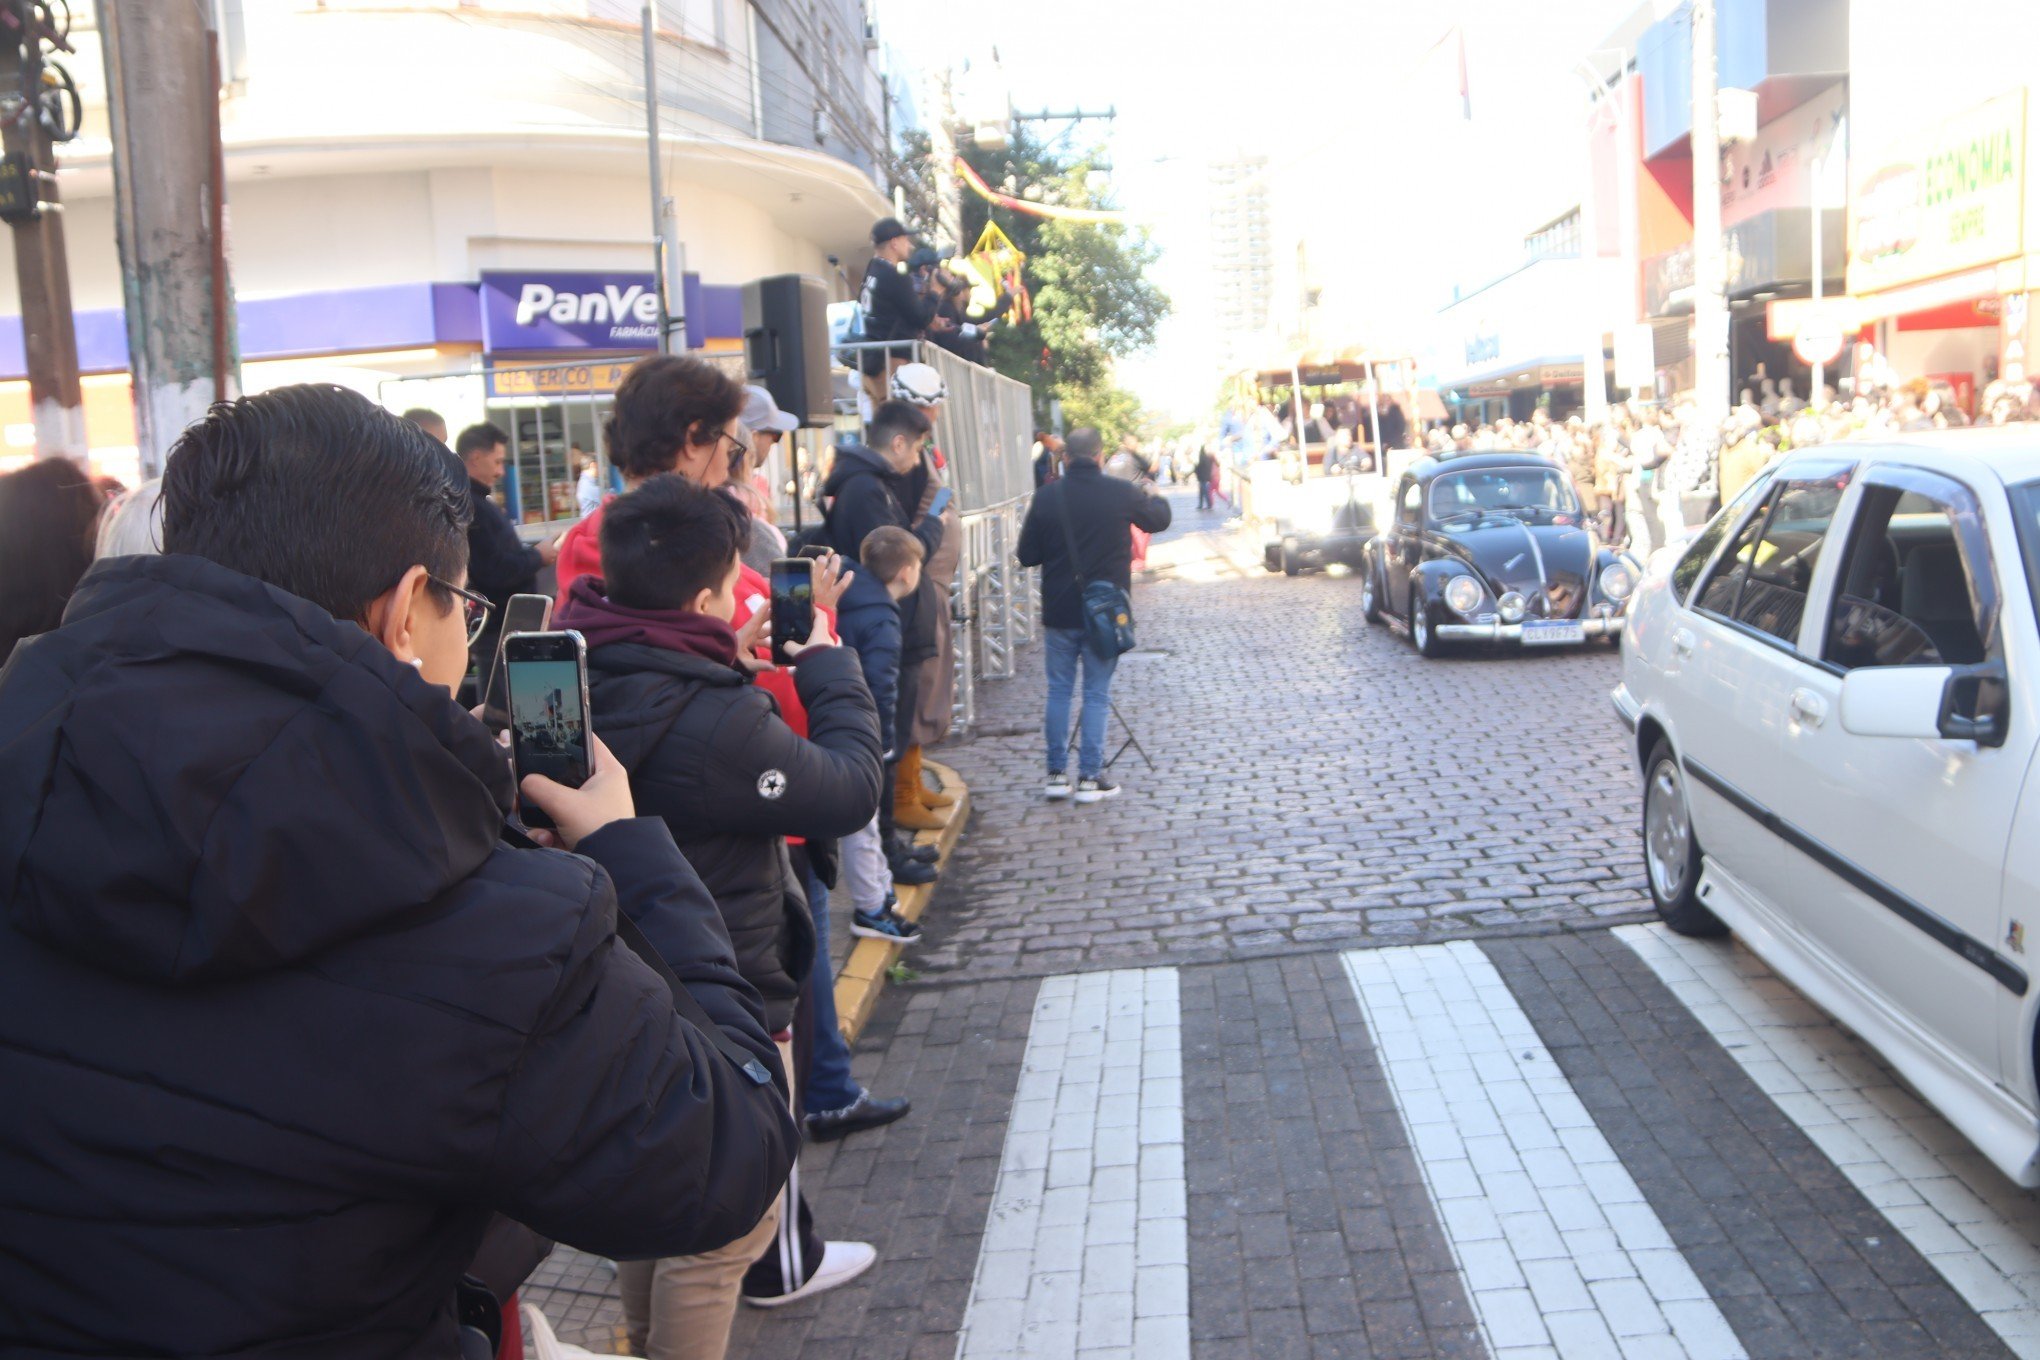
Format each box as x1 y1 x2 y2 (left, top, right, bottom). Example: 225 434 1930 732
0 383 797 1357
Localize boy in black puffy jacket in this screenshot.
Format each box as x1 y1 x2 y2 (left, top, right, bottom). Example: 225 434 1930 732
554 474 885 1357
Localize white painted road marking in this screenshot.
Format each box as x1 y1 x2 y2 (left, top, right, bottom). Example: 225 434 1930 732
1342 942 1746 1360
1618 923 2040 1360
955 968 1187 1360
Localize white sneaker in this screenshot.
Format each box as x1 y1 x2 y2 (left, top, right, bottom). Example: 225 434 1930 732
1044 772 1072 800
743 1240 877 1308
1074 776 1121 804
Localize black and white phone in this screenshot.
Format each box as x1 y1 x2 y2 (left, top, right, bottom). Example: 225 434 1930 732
770 557 815 664
481 593 553 732
502 629 592 829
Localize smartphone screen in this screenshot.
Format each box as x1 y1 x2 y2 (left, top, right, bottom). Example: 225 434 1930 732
770 558 815 664
503 631 592 828
482 594 553 731
928 485 953 519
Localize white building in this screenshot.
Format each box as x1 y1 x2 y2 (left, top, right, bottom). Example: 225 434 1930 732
0 0 897 498
1208 153 1273 375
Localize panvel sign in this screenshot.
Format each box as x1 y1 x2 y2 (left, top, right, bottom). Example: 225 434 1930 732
479 271 662 352
1848 89 2027 295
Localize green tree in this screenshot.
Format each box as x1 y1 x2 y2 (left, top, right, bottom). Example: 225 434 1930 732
955 128 1168 441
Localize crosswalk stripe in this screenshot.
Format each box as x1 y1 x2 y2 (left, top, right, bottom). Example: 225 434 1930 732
1616 923 2040 1360
955 967 1187 1360
1341 942 1747 1359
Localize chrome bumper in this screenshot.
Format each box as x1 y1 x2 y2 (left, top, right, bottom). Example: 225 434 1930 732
1434 616 1625 642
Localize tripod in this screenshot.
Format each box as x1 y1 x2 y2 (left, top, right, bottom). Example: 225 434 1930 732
1068 696 1154 773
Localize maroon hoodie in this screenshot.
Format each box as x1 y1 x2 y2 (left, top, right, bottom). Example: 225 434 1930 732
552 576 739 669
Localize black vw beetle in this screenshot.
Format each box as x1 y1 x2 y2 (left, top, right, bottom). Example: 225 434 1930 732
1357 453 1642 657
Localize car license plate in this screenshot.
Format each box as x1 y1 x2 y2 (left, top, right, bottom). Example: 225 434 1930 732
1522 620 1584 646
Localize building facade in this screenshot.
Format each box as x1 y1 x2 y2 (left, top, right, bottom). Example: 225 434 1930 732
1208 153 1274 377
0 0 896 499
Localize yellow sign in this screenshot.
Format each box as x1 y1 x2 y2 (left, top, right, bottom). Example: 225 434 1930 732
484 361 636 398
1849 89 2028 295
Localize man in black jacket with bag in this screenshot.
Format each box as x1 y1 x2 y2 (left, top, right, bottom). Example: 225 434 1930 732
0 386 796 1359
1016 426 1172 804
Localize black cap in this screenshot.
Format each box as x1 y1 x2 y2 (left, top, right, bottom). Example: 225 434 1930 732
908 245 940 270
872 216 910 245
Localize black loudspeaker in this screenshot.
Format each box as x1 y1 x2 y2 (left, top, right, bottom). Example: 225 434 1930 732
742 274 831 427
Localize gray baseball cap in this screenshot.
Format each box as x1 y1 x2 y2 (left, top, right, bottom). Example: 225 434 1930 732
742 384 800 433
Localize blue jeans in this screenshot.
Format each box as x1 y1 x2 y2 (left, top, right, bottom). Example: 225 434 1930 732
1044 626 1121 779
801 862 863 1115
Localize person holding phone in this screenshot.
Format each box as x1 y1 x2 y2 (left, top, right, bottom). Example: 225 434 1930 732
553 474 885 1356
0 386 797 1359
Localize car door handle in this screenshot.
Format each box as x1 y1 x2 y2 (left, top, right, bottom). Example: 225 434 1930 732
1789 688 1828 727
1670 628 1696 659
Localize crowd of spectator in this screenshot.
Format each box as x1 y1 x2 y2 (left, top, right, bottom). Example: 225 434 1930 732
0 317 983 1357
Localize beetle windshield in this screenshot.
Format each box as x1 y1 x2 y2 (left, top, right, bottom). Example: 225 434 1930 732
1429 467 1580 524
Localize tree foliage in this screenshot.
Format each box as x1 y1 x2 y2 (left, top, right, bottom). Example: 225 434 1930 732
955 127 1168 439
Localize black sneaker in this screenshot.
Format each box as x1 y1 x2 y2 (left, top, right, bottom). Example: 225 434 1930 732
806 1091 912 1142
887 853 937 886
1045 772 1073 800
888 837 939 864
851 907 923 941
1074 775 1121 804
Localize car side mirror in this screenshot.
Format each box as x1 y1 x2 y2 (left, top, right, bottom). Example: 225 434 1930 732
1838 662 2007 746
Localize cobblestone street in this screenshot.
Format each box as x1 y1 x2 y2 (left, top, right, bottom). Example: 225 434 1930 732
526 491 2040 1358
920 493 1651 980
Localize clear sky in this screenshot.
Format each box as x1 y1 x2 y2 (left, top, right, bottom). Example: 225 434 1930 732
877 0 1655 416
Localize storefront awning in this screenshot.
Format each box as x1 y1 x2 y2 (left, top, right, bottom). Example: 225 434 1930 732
1766 265 2007 339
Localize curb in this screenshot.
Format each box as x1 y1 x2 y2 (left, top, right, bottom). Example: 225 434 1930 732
833 758 970 1043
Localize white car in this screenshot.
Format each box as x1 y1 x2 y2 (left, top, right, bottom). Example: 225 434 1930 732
1612 431 2040 1185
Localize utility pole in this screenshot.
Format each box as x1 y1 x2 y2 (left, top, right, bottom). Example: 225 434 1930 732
1689 0 1730 485
641 5 686 354
0 0 82 459
928 71 962 250
101 0 238 477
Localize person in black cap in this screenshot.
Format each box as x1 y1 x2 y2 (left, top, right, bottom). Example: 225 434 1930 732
858 218 943 408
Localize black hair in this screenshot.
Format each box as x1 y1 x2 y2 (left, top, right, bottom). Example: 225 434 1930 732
0 457 105 659
600 473 750 612
605 354 746 481
1065 427 1103 461
162 384 471 623
453 422 508 460
867 399 933 453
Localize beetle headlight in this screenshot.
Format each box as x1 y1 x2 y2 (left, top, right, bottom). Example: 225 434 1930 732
1444 575 1484 615
1497 591 1528 623
1599 561 1636 602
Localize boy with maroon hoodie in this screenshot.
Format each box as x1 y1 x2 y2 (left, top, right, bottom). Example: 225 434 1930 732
553 474 884 1358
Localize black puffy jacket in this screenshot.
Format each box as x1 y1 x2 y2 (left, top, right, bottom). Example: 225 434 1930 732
0 555 797 1359
588 640 884 1032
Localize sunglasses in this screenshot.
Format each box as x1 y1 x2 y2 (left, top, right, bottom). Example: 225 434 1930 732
718 429 751 474
430 576 494 646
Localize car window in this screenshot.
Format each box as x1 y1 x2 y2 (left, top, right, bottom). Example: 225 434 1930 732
1398 479 1422 526
1694 476 1846 647
1426 468 1578 523
1672 471 1773 601
1825 480 1990 669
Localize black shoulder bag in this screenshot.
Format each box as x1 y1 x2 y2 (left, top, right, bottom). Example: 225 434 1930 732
1054 484 1137 658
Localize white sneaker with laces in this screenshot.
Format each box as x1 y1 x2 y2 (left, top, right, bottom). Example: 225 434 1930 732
1044 772 1072 800
742 1240 877 1308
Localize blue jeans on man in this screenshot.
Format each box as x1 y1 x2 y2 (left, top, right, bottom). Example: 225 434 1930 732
1044 626 1121 779
801 861 862 1115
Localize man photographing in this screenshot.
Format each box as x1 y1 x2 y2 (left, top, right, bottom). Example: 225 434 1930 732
1015 427 1171 803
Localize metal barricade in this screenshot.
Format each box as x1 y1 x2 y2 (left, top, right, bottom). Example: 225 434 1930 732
834 338 1040 737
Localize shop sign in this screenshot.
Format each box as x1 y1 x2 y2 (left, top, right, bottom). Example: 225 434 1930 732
1723 85 1846 228
1848 89 2027 295
480 271 662 353
1792 321 1845 366
484 361 637 399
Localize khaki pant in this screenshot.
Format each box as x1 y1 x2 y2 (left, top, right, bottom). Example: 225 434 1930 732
617 1038 794 1360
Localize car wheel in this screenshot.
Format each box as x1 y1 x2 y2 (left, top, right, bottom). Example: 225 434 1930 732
1642 740 1722 937
1408 589 1444 659
1360 560 1381 623
1281 542 1301 577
